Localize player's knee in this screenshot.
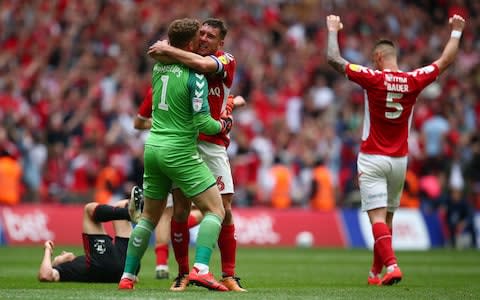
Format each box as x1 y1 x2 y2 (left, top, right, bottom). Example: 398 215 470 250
142 211 161 226
213 204 225 220
84 202 98 218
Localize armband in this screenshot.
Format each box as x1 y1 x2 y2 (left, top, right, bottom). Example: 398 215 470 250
451 30 462 39
209 55 222 73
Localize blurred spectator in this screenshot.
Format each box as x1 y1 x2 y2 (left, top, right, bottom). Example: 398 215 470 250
445 187 478 249
444 165 477 248
457 38 480 75
65 142 98 203
308 74 334 112
464 134 480 210
337 137 360 208
419 172 445 214
400 168 420 209
262 156 294 209
229 129 260 207
309 157 335 211
0 127 22 205
0 150 22 205
94 159 123 205
421 103 450 164
19 129 47 203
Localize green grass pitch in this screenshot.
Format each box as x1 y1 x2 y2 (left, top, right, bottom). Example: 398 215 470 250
0 246 478 299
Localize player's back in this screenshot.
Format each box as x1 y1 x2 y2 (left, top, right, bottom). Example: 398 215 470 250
346 64 439 156
147 62 208 149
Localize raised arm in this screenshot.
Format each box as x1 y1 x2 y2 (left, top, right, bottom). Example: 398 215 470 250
326 15 349 74
433 14 466 74
148 40 219 73
38 240 60 282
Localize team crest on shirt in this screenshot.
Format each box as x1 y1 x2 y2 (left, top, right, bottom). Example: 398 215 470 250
193 97 203 112
93 239 107 254
218 55 229 64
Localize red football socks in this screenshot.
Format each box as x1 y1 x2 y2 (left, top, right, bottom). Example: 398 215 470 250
155 244 169 266
218 224 236 277
171 219 190 274
371 241 383 275
372 222 397 268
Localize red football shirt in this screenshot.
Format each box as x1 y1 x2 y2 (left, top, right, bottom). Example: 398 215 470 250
345 63 439 156
137 87 153 119
198 50 236 148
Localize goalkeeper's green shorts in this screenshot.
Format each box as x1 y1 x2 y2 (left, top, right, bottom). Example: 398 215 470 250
143 144 216 200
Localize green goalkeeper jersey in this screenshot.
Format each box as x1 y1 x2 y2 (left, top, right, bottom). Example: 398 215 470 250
146 62 221 149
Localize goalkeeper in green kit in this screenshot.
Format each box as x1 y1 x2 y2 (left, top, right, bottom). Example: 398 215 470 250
118 18 231 291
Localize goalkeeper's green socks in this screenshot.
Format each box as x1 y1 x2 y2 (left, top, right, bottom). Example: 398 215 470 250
193 213 222 274
122 218 155 278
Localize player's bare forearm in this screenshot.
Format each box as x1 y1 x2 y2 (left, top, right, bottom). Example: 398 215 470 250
173 51 217 73
434 38 460 73
433 14 465 74
38 250 53 281
38 241 57 282
150 42 216 73
327 31 348 74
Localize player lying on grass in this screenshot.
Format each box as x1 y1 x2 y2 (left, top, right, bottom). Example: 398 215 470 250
38 186 143 282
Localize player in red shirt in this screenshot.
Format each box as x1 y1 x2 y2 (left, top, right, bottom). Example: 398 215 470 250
326 14 466 285
148 18 246 292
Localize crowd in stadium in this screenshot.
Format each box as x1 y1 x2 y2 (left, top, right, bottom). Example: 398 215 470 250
0 0 479 219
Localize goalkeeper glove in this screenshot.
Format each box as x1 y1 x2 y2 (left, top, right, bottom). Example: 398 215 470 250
219 115 233 135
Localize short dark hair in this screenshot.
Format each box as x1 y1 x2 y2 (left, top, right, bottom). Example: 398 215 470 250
373 39 397 57
374 39 395 49
168 18 200 48
202 18 228 39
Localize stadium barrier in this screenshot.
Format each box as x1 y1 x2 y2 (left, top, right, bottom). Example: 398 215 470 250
0 204 478 249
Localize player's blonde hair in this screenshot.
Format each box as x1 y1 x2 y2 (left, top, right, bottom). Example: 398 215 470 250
168 18 201 48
